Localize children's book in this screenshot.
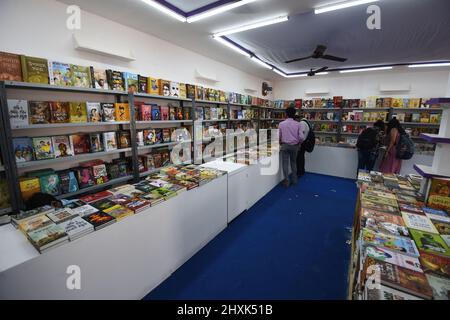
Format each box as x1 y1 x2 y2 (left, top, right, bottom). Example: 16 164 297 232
115 103 130 121
103 132 118 151
70 64 92 88
52 135 73 158
32 137 55 160
29 101 51 124
87 102 102 122
69 102 88 123
39 173 60 196
13 137 34 162
90 67 109 90
101 103 116 122
89 133 104 153
49 101 70 123
48 61 71 86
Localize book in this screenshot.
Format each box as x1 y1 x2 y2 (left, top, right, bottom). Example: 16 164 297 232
364 245 422 273
159 79 170 96
20 55 49 84
8 100 29 127
75 167 95 189
106 70 125 91
19 177 41 201
161 106 169 120
365 284 422 300
103 132 118 151
431 220 450 247
139 191 165 206
39 173 60 196
103 205 134 221
423 207 450 223
32 137 54 160
427 177 450 212
151 105 161 120
125 199 151 213
138 104 152 121
70 64 91 88
27 223 68 253
58 170 79 194
101 103 116 122
118 131 131 149
90 198 117 211
79 190 113 204
138 75 148 93
179 83 187 99
0 52 22 81
83 211 116 230
29 101 51 124
115 103 130 121
13 137 34 162
47 208 78 224
18 214 53 234
90 67 109 90
52 135 73 158
71 134 90 154
399 203 424 215
69 102 88 123
425 273 450 300
148 77 159 95
71 204 98 217
152 187 176 200
418 251 450 277
87 102 102 122
361 208 409 237
59 216 94 241
49 101 70 123
401 212 438 234
92 164 109 185
48 61 71 86
123 72 138 92
89 133 104 153
170 82 179 97
409 229 450 257
361 228 419 257
186 84 196 100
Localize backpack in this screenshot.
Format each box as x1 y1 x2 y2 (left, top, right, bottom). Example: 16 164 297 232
356 127 378 150
301 120 315 153
396 132 415 160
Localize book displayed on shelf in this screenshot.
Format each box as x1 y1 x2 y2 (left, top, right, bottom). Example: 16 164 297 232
0 51 22 81
114 103 130 121
70 65 92 88
138 75 148 93
49 101 70 123
58 170 79 194
71 134 90 155
90 67 109 90
69 102 88 123
148 77 159 95
159 79 170 96
101 103 116 122
89 133 104 153
13 137 34 162
106 70 125 91
52 135 73 158
20 55 49 84
39 173 60 196
48 61 71 87
409 229 450 258
103 132 118 151
123 72 138 93
7 100 29 127
86 102 102 122
32 137 54 160
29 101 51 124
19 177 41 201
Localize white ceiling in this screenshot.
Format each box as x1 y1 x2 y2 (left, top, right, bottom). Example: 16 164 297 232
57 0 333 80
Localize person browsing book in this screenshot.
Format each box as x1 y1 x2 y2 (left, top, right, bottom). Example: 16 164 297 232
295 116 311 178
356 120 385 172
379 118 405 174
279 107 305 187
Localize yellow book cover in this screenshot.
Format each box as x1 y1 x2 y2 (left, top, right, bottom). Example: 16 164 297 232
408 98 421 108
392 98 403 108
427 178 450 212
114 103 130 121
158 79 170 96
69 102 88 123
179 83 187 99
20 177 41 201
147 77 159 95
104 204 134 221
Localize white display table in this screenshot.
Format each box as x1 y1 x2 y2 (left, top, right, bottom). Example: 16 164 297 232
0 175 227 299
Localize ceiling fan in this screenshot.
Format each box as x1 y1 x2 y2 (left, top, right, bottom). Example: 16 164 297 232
285 45 347 64
307 66 329 76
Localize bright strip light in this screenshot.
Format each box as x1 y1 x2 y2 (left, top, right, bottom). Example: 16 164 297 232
187 0 259 23
340 66 393 73
316 72 329 75
286 74 308 78
251 57 272 69
213 16 289 38
408 63 450 68
214 37 251 57
273 69 287 77
315 0 379 14
141 0 186 22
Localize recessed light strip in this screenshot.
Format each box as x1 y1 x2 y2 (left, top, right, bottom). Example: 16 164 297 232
187 0 259 23
213 16 289 38
140 0 187 22
315 0 379 14
214 37 252 57
408 63 450 68
340 66 393 73
251 57 273 69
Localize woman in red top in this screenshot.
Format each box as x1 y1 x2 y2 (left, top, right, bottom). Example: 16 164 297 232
379 118 404 174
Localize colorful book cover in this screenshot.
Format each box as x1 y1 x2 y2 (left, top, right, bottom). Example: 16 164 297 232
103 132 118 151
362 228 419 257
19 177 41 201
155 129 163 144
179 83 187 99
103 205 134 221
47 208 77 224
186 84 196 100
90 198 116 211
365 284 422 300
20 55 49 84
48 61 71 86
361 208 409 237
89 133 104 153
13 137 34 162
158 79 170 96
18 214 53 234
79 190 112 204
90 67 109 90
39 173 60 196
147 77 159 95
138 75 148 93
423 207 450 223
162 129 171 143
409 229 450 258
161 106 169 120
49 101 70 123
140 191 164 206
86 102 102 122
418 251 450 277
32 137 54 160
75 167 95 189
125 199 151 213
364 246 422 273
139 104 152 121
151 105 161 120
195 86 204 100
425 273 450 300
106 70 125 91
401 212 438 234
431 220 450 246
26 224 67 252
114 103 130 121
82 211 115 230
29 101 51 124
70 64 92 88
0 51 22 81
123 72 138 93
170 82 179 97
52 135 73 158
399 203 424 215
427 177 450 212
8 100 29 127
118 131 131 149
101 103 116 122
69 102 88 123
58 170 79 194
71 134 90 155
144 129 156 145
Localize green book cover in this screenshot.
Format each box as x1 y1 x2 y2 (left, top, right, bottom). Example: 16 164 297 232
410 229 450 258
69 102 88 123
20 55 49 84
70 64 92 88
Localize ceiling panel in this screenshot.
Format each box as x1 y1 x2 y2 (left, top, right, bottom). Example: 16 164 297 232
165 0 223 13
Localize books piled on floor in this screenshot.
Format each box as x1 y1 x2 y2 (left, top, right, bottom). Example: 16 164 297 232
352 170 450 300
9 164 226 253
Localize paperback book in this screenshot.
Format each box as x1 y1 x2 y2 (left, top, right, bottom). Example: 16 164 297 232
101 103 116 122
59 216 94 241
29 101 51 124
409 229 450 258
87 102 102 122
13 137 34 162
39 173 60 196
69 102 88 123
0 52 22 81
20 55 49 84
32 137 54 160
8 100 29 127
49 101 70 123
52 135 73 158
48 61 71 86
361 228 419 257
27 223 69 253
83 211 116 230
47 208 78 224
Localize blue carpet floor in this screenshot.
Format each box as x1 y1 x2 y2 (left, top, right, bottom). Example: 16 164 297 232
144 173 357 300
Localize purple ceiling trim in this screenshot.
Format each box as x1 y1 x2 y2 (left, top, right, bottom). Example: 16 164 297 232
186 0 237 17
221 36 253 57
419 133 450 144
154 0 188 17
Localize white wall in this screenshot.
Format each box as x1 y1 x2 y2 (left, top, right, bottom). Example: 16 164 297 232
274 69 450 100
0 0 270 98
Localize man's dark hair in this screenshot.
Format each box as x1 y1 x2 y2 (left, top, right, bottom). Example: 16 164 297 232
25 192 62 211
286 106 296 119
374 120 385 131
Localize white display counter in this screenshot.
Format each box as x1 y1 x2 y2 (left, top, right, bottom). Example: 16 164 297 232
0 175 227 299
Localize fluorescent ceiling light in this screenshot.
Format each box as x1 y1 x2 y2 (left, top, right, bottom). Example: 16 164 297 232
187 0 259 23
286 74 308 78
315 0 379 14
251 57 272 69
213 16 289 38
214 37 251 57
316 72 329 75
141 0 186 22
340 66 393 73
408 63 450 68
273 69 287 77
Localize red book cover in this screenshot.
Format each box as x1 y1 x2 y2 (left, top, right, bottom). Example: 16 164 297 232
140 104 152 121
161 106 169 120
71 134 90 155
79 190 113 204
418 251 450 278
125 199 151 213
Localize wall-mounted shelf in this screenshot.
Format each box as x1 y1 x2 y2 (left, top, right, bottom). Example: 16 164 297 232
200 119 229 123
134 92 192 102
11 122 130 130
73 33 136 62
194 100 228 105
136 120 193 125
137 142 179 151
3 81 127 95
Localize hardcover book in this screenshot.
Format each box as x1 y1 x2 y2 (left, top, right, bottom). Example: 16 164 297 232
103 205 134 221
106 70 125 91
58 170 79 194
20 55 49 84
432 220 450 246
71 134 90 155
69 102 88 123
399 203 425 215
39 173 60 196
29 101 51 124
0 52 22 81
360 208 409 237
118 131 131 149
89 133 103 153
125 199 151 213
425 273 450 300
27 223 68 253
361 228 419 257
82 211 116 230
92 164 109 185
409 229 450 258
427 177 450 212
59 216 94 241
70 64 92 88
90 67 109 90
365 284 422 300
47 208 78 224
195 86 204 100
48 61 71 86
161 106 169 120
139 191 164 206
90 198 117 211
401 212 438 234
186 84 196 100
19 177 41 201
52 135 74 158
103 132 118 151
123 72 138 93
138 75 148 93
101 103 116 122
13 137 34 162
49 101 70 123
148 77 159 95
151 105 161 120
18 214 53 234
364 245 422 273
159 79 171 96
32 137 55 160
139 104 152 121
179 83 187 99
8 100 29 127
170 82 180 97
418 251 450 277
71 204 98 217
115 103 130 121
87 102 102 122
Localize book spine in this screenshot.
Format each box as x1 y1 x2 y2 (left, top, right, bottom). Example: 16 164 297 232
48 61 54 85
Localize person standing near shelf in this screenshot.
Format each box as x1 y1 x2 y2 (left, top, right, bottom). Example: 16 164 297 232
294 115 311 178
379 118 405 174
356 120 385 172
279 107 305 187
